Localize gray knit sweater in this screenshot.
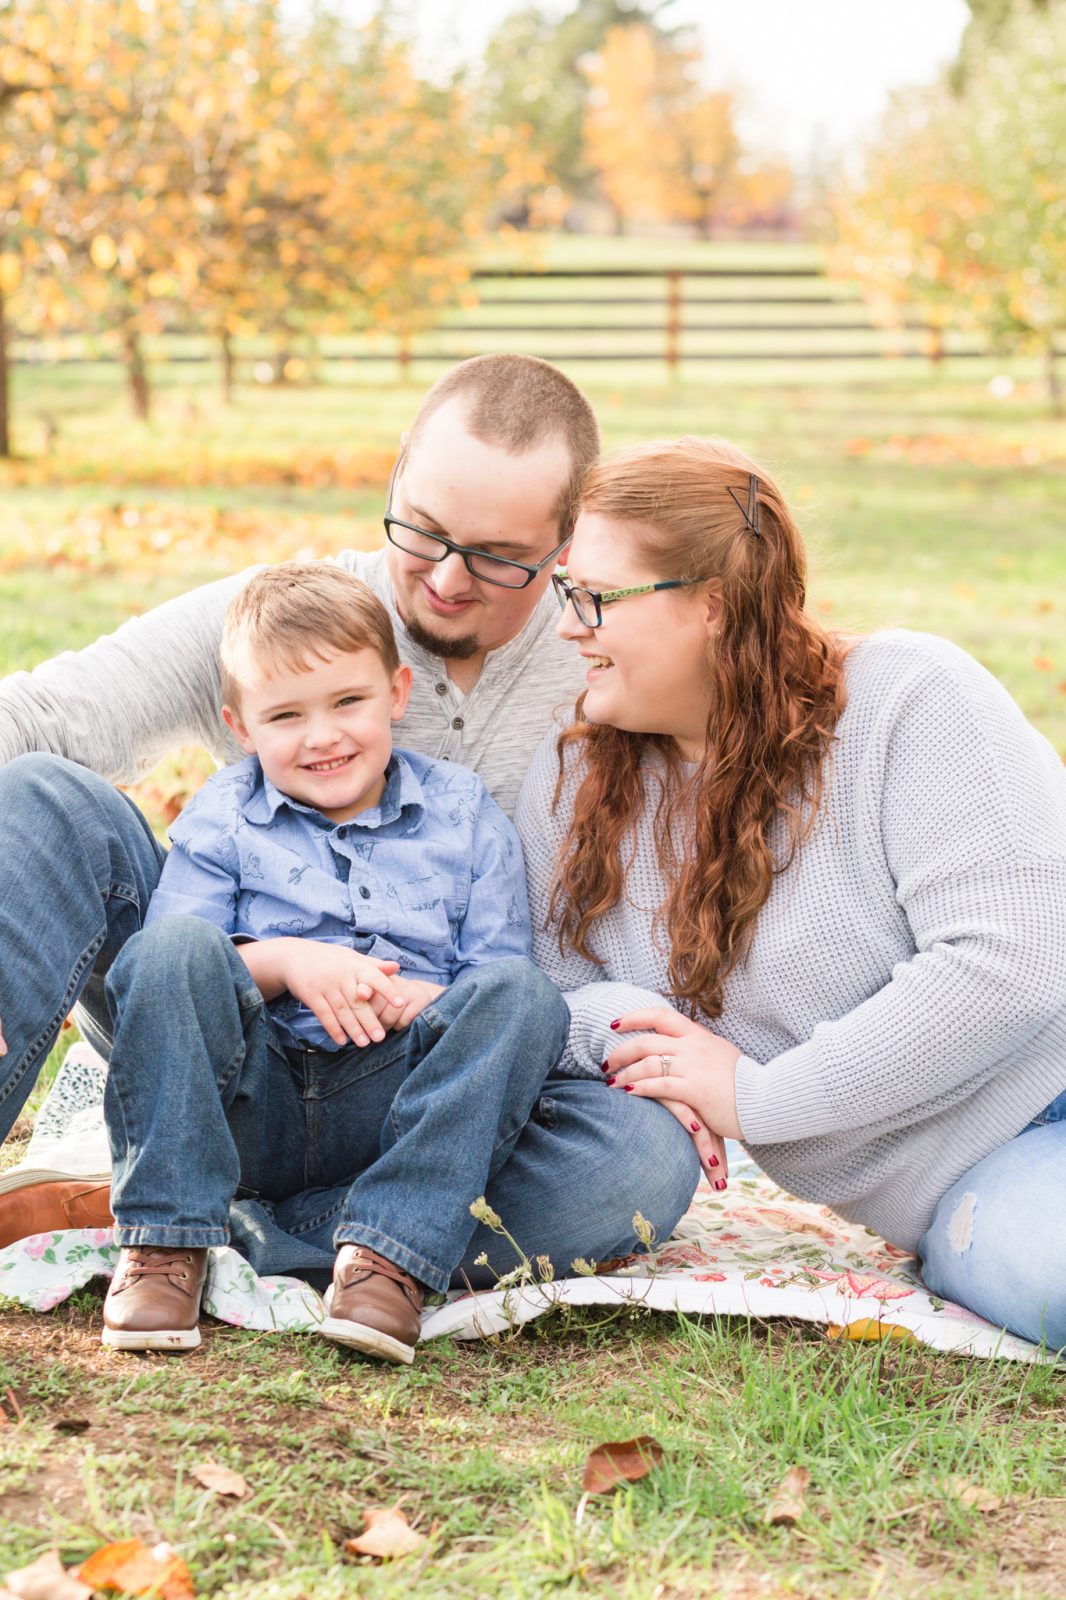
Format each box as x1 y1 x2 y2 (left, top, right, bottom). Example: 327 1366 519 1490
515 631 1066 1251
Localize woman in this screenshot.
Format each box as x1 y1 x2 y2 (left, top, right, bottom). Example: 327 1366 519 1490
516 436 1066 1348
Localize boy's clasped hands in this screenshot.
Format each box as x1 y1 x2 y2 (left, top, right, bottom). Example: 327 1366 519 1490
238 939 444 1048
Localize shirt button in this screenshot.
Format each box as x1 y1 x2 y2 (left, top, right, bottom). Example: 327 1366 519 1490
359 886 371 899
435 682 448 696
452 716 464 730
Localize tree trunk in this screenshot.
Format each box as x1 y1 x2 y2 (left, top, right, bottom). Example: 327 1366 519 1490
0 282 10 458
122 326 151 421
1047 336 1062 417
220 327 235 403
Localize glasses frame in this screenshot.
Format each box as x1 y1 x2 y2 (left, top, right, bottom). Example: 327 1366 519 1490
383 454 570 591
552 569 705 629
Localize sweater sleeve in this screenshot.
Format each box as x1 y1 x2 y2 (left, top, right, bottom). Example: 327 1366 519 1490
0 567 259 781
516 725 675 1076
735 656 1066 1143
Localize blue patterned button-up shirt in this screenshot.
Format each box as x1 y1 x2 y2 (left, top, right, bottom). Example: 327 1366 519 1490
145 747 531 1049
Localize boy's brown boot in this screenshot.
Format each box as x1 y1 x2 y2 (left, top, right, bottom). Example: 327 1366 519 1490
102 1246 208 1352
319 1245 423 1365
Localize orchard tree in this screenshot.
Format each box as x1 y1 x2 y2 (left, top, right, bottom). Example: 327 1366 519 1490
834 4 1066 405
582 23 739 234
479 0 676 214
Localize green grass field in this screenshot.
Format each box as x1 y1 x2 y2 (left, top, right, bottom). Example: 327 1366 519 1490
2 238 1066 1598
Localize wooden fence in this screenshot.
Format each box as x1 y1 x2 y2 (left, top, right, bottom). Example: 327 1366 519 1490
12 262 1021 380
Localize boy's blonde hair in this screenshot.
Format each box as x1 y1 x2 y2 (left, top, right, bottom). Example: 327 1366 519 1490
220 562 400 709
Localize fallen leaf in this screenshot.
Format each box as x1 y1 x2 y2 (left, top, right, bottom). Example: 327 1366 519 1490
582 1436 664 1494
77 1539 194 1600
1033 656 1055 673
4 1551 92 1600
191 1460 249 1499
826 1319 918 1344
344 1505 425 1560
946 1476 1004 1512
53 1418 91 1435
765 1465 810 1526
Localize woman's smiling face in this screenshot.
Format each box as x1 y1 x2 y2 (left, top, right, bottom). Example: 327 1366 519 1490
557 511 718 761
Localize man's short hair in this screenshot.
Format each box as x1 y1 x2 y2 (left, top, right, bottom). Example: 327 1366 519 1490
404 354 600 536
220 562 400 709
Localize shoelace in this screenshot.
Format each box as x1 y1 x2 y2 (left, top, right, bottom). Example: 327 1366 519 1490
116 1250 198 1289
336 1249 420 1306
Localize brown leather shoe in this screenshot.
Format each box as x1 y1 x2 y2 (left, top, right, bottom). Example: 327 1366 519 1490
0 1169 113 1249
320 1245 424 1364
102 1246 208 1352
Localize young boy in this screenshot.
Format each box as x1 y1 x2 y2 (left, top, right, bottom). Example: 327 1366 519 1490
100 563 569 1364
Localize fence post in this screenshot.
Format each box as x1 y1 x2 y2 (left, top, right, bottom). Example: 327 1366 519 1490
665 270 682 376
397 334 411 383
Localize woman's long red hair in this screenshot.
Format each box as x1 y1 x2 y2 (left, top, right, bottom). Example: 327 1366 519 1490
550 436 847 1020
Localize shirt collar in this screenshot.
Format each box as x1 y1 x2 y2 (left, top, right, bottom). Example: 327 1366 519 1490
241 752 426 832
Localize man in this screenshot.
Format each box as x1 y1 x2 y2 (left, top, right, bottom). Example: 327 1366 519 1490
0 354 699 1278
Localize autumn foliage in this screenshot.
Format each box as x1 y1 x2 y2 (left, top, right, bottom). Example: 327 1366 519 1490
0 1 535 440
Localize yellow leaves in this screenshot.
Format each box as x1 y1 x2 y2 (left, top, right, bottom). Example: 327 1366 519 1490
0 254 21 294
826 1319 918 1344
90 234 118 271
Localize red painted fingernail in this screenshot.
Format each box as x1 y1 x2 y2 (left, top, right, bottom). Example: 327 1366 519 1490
714 1179 727 1192
690 1122 700 1132
708 1154 719 1168
605 1075 616 1086
623 1085 633 1092
609 1019 620 1030
600 1061 611 1072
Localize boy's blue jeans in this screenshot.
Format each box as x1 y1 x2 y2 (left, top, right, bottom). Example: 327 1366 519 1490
0 755 700 1288
103 923 576 1292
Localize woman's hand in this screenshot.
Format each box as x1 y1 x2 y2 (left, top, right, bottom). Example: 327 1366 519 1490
604 1008 744 1143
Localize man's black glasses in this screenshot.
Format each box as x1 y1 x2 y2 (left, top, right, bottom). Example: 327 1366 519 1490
384 455 569 591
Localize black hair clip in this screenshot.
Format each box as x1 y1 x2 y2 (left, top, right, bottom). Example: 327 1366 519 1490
727 474 761 539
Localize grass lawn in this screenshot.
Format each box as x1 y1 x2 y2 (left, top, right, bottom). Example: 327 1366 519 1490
2 299 1066 1596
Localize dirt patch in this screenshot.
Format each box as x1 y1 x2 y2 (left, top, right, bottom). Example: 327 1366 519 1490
0 1452 90 1530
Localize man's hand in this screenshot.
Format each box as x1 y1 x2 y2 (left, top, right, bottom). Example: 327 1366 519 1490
239 939 406 1048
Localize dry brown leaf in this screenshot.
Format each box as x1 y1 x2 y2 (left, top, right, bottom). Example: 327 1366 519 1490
4 1550 91 1600
582 1436 665 1495
947 1476 1004 1512
77 1539 194 1600
344 1505 426 1561
765 1465 811 1526
191 1460 250 1499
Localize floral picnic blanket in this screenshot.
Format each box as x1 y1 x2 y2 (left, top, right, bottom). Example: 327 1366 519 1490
0 1045 1051 1364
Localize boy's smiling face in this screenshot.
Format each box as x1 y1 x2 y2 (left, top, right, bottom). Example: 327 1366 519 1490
222 647 412 823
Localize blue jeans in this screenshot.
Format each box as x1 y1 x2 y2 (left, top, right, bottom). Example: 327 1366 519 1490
0 755 700 1287
104 923 576 1291
918 1088 1066 1351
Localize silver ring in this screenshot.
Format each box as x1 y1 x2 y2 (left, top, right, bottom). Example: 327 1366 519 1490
659 1054 670 1076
